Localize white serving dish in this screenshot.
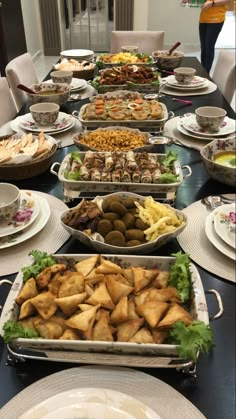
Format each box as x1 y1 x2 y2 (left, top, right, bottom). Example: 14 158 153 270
0 254 209 358
60 49 94 61
60 192 187 254
50 151 192 194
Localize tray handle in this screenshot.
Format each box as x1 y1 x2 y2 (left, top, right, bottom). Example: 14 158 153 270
206 289 224 321
0 280 12 313
72 110 80 119
181 165 192 179
50 162 60 177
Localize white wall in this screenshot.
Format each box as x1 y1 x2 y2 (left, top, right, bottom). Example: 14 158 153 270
133 0 149 30
21 0 43 60
134 0 201 51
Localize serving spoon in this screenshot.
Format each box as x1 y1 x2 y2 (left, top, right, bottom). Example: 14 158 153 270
17 84 36 94
168 41 181 55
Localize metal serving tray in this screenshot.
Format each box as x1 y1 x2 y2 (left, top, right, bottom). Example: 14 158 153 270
50 151 192 196
0 254 223 372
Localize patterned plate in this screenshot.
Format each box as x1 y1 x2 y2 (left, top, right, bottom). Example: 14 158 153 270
205 211 235 260
213 204 236 249
0 191 40 238
11 112 75 135
166 75 207 89
182 115 236 137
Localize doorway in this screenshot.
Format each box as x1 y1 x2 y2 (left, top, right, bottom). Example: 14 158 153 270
64 0 114 52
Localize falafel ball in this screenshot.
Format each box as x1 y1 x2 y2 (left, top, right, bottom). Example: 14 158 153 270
113 219 126 234
102 195 122 212
97 219 113 237
122 197 136 209
126 240 142 247
125 229 145 242
122 212 136 229
102 212 119 222
104 230 126 247
135 218 149 231
110 202 127 216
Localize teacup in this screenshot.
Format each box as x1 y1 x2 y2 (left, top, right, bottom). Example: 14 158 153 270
50 70 73 85
195 106 227 133
0 183 21 221
121 46 139 53
30 102 60 126
174 67 196 85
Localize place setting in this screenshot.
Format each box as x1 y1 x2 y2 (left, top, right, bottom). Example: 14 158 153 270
0 184 70 276
164 106 236 150
160 66 217 96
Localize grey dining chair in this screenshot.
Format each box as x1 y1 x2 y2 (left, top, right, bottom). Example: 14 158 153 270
0 77 17 128
212 49 236 105
110 31 165 55
5 53 38 112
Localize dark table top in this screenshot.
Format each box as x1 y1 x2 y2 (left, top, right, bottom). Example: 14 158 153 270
0 57 235 419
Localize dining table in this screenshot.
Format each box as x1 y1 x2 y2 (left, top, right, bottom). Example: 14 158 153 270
0 56 235 419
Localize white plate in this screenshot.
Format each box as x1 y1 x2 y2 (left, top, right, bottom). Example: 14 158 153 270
205 211 235 260
213 203 236 249
0 191 40 238
0 192 50 249
0 366 206 419
44 78 87 92
19 387 160 419
182 115 236 137
177 120 214 141
60 49 94 59
166 75 207 89
11 113 75 135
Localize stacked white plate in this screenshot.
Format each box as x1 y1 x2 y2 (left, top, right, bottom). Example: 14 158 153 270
165 75 209 91
60 49 94 61
0 191 50 250
11 112 75 135
177 114 236 141
205 203 236 260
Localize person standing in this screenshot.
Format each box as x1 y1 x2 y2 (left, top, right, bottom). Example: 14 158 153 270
199 0 230 73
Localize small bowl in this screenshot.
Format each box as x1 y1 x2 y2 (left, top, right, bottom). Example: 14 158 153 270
121 46 139 53
174 67 196 85
60 192 187 255
152 50 184 71
0 183 21 221
30 103 60 126
50 70 73 85
27 83 71 106
200 137 236 186
195 106 227 133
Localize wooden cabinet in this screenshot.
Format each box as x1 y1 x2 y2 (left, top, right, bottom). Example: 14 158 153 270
0 0 27 76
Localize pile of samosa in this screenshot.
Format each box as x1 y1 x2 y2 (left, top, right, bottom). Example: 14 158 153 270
15 255 193 344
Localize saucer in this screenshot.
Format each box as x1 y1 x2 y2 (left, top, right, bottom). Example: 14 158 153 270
11 113 75 135
0 191 40 238
182 115 236 137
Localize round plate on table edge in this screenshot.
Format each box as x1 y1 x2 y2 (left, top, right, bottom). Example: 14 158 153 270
0 191 40 238
182 115 236 137
166 75 207 89
0 192 50 249
11 113 75 135
19 387 160 419
0 366 206 419
177 120 215 141
205 211 235 260
213 203 236 249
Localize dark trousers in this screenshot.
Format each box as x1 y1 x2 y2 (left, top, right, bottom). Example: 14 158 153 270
199 22 224 73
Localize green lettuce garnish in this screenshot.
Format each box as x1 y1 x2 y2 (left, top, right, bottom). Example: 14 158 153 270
170 320 214 361
168 251 192 303
22 250 56 282
3 320 39 343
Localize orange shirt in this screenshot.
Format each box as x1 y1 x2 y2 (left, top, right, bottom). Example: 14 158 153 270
199 4 227 23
